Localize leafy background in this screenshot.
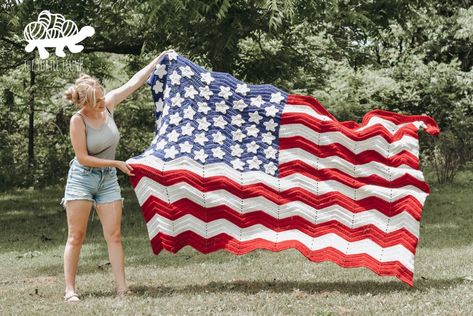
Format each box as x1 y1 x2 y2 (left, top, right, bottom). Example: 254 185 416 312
1 0 472 190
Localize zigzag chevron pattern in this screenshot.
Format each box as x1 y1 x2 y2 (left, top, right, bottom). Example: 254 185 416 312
127 51 439 286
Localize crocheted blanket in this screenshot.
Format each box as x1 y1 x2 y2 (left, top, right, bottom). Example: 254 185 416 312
127 51 439 286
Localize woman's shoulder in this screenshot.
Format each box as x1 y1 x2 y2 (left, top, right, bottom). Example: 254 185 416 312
70 112 87 127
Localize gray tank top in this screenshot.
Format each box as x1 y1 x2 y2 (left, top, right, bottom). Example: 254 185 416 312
74 108 120 160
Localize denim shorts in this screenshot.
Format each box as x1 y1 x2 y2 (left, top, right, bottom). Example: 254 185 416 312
60 158 124 210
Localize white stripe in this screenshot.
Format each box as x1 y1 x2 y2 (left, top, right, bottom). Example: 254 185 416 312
128 154 425 185
358 116 428 133
279 123 420 157
279 148 425 181
146 213 415 270
280 174 428 204
128 155 428 204
134 177 420 237
283 104 333 122
285 104 427 134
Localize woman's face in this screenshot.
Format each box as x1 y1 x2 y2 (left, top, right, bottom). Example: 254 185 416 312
94 87 105 110
86 87 105 112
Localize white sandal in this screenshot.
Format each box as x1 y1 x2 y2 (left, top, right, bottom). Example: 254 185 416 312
64 292 80 302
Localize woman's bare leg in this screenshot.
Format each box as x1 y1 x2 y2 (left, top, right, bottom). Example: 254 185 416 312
95 200 127 293
64 200 93 297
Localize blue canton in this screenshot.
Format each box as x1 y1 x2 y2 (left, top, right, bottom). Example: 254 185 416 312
141 51 287 176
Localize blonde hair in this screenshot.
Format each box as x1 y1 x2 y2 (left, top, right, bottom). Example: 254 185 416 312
64 73 105 108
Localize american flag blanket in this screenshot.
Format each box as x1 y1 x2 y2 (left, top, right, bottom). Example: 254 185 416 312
127 51 439 286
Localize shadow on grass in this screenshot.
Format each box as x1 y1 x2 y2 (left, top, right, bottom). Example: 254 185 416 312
29 246 259 278
86 277 464 298
2 183 473 254
0 187 145 253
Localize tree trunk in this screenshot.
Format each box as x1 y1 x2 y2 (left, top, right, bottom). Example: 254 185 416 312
28 60 35 185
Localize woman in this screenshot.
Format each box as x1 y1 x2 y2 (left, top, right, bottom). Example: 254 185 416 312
61 49 173 302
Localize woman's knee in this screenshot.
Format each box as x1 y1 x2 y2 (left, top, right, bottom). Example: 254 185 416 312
104 229 121 244
67 231 86 247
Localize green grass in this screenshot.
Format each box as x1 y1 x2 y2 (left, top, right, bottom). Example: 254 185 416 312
1 171 473 315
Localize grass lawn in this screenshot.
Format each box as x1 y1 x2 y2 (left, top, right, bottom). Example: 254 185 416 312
0 171 472 315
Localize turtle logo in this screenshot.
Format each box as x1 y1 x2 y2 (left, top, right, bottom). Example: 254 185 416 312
23 10 94 59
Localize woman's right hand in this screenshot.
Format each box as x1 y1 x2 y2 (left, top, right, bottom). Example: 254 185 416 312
115 161 135 176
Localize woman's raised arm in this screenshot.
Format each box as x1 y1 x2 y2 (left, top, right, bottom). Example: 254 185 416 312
104 49 174 111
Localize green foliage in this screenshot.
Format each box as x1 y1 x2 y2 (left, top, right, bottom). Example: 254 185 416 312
1 0 472 189
455 7 473 41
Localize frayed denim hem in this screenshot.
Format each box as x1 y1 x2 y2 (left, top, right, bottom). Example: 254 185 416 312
60 197 124 210
60 197 96 210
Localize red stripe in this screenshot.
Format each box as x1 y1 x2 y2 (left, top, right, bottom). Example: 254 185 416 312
287 94 440 137
281 112 423 143
140 196 419 253
149 231 414 286
278 160 430 193
279 136 420 169
129 165 423 220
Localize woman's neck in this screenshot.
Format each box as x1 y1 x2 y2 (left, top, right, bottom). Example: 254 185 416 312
80 107 105 120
